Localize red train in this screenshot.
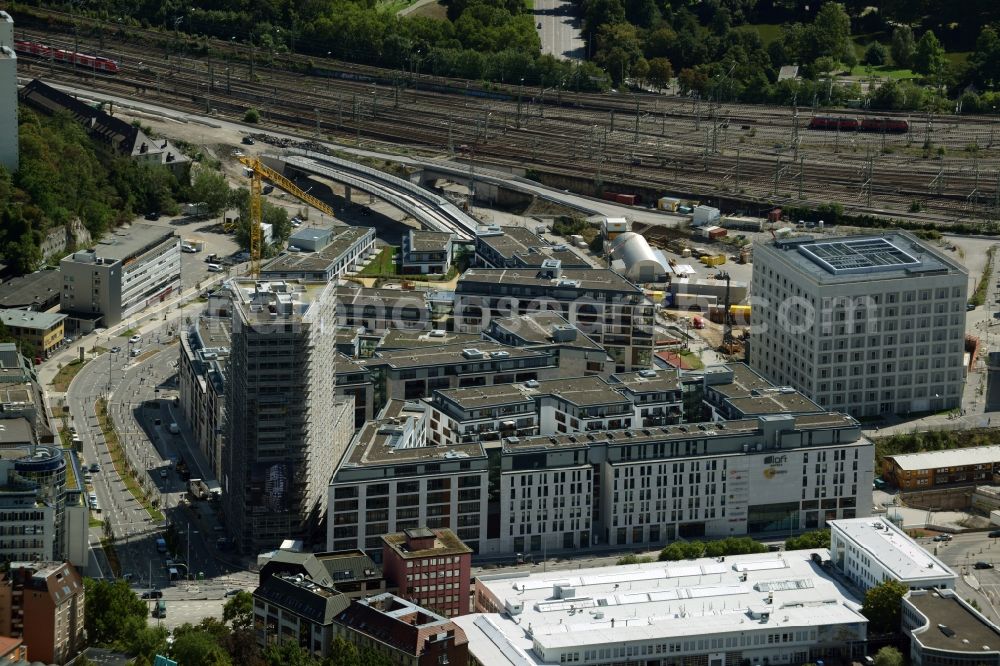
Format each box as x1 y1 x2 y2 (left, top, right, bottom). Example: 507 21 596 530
14 40 120 73
808 116 909 133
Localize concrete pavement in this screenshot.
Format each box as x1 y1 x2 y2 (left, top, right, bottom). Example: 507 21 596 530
534 0 586 60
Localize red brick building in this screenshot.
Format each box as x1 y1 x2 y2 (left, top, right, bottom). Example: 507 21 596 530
381 527 472 617
333 594 468 666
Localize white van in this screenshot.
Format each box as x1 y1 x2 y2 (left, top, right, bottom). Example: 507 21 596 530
207 263 224 272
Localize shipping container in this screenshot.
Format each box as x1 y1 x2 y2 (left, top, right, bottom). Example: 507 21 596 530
615 193 638 206
768 208 782 223
708 227 728 240
692 205 721 226
658 197 681 212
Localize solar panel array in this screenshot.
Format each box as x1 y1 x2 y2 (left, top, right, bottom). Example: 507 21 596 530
798 238 921 275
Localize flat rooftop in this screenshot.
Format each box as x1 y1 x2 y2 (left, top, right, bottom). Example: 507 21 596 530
263 227 372 275
831 517 956 583
408 230 453 253
459 268 642 294
456 549 865 665
0 308 66 331
230 279 331 323
76 223 176 263
436 376 630 410
907 590 1000 651
382 528 472 559
0 269 62 310
502 412 859 453
612 370 682 394
341 410 486 469
334 283 429 307
766 232 966 282
367 342 554 371
377 329 481 350
886 445 1000 471
707 364 824 415
489 313 603 350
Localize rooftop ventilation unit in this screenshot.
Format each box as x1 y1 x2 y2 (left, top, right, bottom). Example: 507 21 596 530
524 380 540 388
430 330 446 337
462 348 484 359
638 369 657 378
491 351 510 359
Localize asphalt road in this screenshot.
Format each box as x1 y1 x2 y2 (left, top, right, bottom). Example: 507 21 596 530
534 0 585 60
66 318 259 626
920 531 1000 623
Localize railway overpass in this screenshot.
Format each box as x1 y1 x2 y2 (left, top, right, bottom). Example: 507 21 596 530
275 150 480 241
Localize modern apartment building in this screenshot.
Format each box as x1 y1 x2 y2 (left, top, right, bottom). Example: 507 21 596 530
483 312 610 376
401 230 454 275
903 589 1000 666
223 279 352 553
331 395 873 557
0 16 16 174
329 400 490 556
829 517 957 591
262 227 376 281
60 223 181 328
381 527 472 617
0 562 85 664
253 571 350 659
750 233 968 417
334 283 432 334
257 547 385 600
474 226 589 269
178 316 230 481
455 264 654 371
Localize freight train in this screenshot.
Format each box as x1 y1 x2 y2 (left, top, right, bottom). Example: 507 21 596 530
14 40 120 73
808 116 909 133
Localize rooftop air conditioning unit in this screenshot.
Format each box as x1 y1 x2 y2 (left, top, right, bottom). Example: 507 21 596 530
430 330 446 337
462 348 484 359
639 369 657 378
524 380 540 388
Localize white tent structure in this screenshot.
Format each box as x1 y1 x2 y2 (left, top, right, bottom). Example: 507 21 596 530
608 232 669 283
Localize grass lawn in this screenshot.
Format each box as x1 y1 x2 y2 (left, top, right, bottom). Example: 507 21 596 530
848 63 917 80
89 516 103 528
62 450 78 489
677 350 704 370
946 51 970 67
50 359 87 392
379 0 416 13
359 247 399 276
744 23 783 47
524 0 534 10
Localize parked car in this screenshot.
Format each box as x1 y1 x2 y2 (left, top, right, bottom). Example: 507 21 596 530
933 534 952 542
242 136 255 145
130 347 142 357
975 561 994 569
168 423 180 434
989 531 1000 538
110 346 121 354
129 335 141 344
144 212 160 221
182 244 198 253
90 463 100 473
967 303 977 311
207 263 224 272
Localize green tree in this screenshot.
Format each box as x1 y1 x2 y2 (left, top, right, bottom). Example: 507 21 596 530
809 3 852 62
191 169 232 216
865 42 887 66
223 591 254 632
123 626 169 664
172 629 232 666
264 642 314 666
913 30 946 76
84 578 148 646
647 57 674 90
861 579 909 633
785 529 831 550
873 646 904 666
244 109 260 123
890 25 916 69
970 25 1000 88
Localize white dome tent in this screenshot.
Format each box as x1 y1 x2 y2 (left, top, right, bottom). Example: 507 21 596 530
608 232 669 283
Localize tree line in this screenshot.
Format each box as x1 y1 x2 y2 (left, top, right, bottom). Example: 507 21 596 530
85 579 391 666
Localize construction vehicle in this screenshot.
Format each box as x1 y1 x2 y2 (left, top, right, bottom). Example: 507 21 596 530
234 156 335 276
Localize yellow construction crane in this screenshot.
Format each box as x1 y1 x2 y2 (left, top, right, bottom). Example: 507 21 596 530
235 155 335 277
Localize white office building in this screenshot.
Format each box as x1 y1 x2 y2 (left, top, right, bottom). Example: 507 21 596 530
750 232 967 417
829 517 957 591
456 549 868 666
60 223 180 328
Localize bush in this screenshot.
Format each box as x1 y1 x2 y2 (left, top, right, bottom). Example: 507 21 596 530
785 530 830 550
243 109 260 123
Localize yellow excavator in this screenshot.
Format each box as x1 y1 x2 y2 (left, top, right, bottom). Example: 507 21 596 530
233 155 335 277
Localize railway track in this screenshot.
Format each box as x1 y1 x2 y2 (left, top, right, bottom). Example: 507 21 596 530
13 16 1000 225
